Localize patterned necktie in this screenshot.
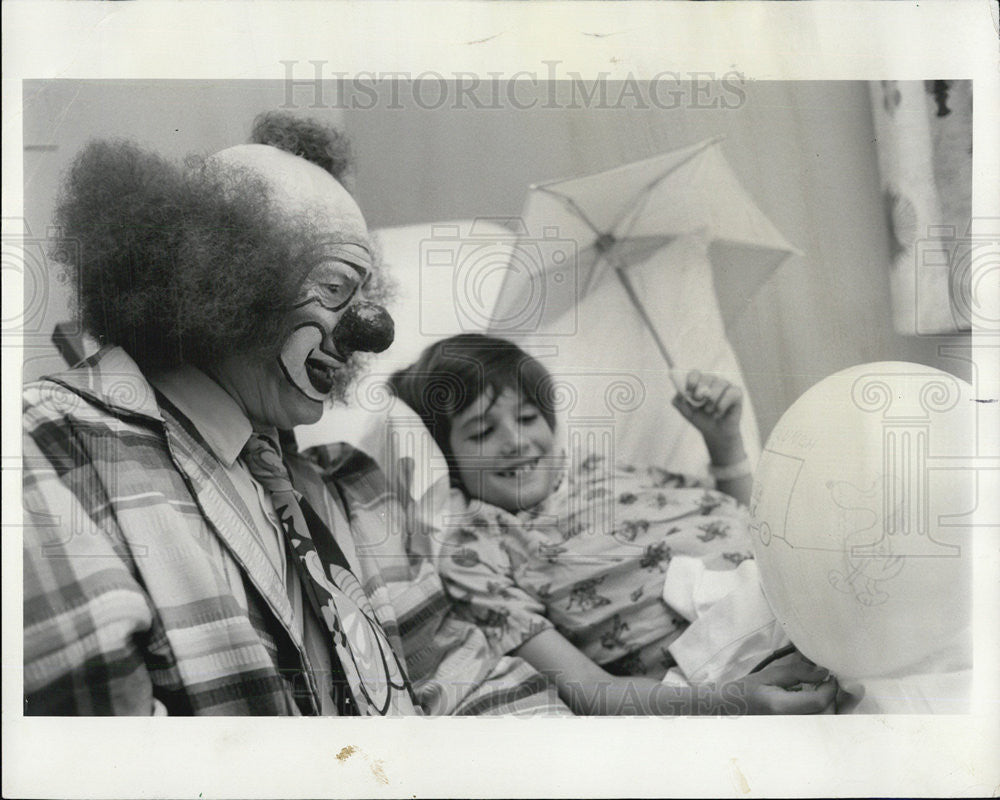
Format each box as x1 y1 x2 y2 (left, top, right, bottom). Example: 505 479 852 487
241 431 417 715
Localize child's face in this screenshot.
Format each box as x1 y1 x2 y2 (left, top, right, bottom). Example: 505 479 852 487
448 386 559 513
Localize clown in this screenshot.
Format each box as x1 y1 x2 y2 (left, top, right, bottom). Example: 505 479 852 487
22 113 565 716
195 141 395 430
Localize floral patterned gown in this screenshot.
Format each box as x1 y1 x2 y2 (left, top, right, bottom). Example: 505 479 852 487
437 454 755 679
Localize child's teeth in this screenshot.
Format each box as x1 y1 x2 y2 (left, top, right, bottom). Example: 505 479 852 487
497 458 539 477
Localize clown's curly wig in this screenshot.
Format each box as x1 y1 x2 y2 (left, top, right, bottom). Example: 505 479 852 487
251 111 352 180
52 113 382 373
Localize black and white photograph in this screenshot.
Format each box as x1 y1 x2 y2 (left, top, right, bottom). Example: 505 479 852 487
3 3 998 798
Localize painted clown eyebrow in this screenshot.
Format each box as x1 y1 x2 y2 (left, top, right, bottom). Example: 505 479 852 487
306 238 374 275
294 259 371 311
313 257 368 279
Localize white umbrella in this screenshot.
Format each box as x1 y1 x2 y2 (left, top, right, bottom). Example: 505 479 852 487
489 136 801 382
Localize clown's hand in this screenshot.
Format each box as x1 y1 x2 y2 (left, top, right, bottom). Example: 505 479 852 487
670 369 745 455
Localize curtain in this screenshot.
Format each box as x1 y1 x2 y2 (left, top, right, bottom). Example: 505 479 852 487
869 80 973 335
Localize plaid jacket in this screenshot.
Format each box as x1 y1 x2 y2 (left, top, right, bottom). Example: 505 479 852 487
309 445 568 717
23 347 566 716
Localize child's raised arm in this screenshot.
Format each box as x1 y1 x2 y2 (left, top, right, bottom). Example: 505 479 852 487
670 369 752 505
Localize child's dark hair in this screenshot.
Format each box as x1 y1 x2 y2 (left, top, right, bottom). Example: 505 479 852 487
388 334 557 484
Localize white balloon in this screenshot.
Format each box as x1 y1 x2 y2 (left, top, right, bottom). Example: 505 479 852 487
750 362 973 683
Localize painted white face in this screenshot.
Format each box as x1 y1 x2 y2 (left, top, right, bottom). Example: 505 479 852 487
279 252 370 403
448 387 560 513
208 252 387 431
204 144 391 431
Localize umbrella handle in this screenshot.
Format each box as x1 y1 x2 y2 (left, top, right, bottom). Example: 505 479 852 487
612 265 711 409
612 265 675 368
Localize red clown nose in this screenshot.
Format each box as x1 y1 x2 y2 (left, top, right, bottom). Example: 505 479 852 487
331 302 395 357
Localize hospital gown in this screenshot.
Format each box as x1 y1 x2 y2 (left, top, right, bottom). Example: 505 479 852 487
438 454 755 678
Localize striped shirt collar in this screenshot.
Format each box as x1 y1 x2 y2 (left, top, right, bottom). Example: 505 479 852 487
147 363 253 469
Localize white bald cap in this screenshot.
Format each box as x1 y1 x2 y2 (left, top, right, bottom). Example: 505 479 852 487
208 143 370 251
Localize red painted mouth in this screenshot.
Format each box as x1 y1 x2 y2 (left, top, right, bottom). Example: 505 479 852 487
305 356 337 395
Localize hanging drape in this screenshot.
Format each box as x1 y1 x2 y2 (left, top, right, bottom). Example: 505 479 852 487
869 80 973 335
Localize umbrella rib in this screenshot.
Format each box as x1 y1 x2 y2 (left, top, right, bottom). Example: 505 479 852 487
534 185 614 298
534 185 607 238
614 137 721 240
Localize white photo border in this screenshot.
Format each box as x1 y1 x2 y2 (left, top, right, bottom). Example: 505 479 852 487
3 2 998 798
